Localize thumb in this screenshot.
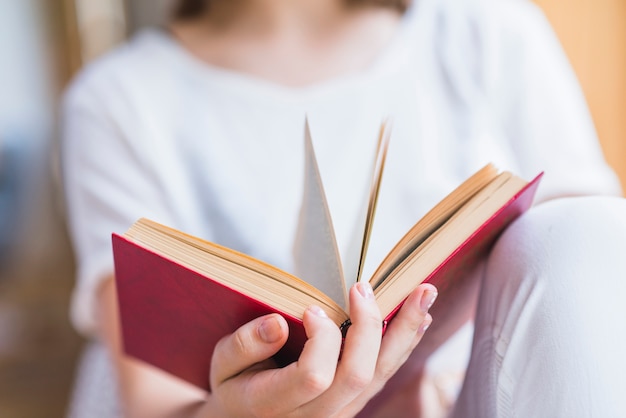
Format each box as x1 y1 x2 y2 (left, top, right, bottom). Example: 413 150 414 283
210 313 289 388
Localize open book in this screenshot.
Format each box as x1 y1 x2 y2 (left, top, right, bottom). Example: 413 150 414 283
112 121 542 391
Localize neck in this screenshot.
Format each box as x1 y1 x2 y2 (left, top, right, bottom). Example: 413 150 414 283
189 0 354 37
168 0 404 87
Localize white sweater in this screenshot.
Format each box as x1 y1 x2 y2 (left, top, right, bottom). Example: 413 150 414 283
62 0 621 338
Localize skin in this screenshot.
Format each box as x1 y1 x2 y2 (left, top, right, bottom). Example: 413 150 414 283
95 0 442 416
167 0 404 87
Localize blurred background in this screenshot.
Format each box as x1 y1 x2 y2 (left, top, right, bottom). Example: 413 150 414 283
0 0 624 416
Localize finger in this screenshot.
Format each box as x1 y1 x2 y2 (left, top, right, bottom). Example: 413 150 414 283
344 283 437 416
334 282 383 394
222 305 342 417
210 313 289 388
375 284 437 387
301 282 383 415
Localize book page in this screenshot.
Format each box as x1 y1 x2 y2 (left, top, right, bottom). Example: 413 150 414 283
292 119 348 310
355 120 391 282
374 172 529 315
369 164 498 288
124 219 348 324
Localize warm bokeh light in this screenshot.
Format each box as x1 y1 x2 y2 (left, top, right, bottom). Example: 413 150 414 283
535 0 626 194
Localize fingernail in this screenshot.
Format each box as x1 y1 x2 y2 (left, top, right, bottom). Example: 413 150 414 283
307 305 328 318
420 290 438 314
258 316 283 343
356 282 374 299
419 316 432 334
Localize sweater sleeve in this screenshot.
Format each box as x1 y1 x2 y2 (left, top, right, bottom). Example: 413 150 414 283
431 0 621 200
478 0 622 201
61 57 174 338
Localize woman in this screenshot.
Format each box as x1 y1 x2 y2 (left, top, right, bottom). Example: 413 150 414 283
62 0 626 416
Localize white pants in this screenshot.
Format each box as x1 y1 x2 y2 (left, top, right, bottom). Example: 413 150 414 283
451 196 626 418
364 196 626 418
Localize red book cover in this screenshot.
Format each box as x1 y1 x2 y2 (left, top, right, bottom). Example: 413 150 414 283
113 173 542 392
113 234 308 391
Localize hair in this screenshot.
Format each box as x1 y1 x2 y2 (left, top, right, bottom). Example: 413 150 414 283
172 0 410 20
173 0 207 19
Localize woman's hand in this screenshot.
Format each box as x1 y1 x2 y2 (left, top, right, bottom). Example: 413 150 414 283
206 282 437 417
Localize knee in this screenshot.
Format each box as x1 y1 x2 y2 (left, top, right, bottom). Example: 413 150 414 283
485 195 626 293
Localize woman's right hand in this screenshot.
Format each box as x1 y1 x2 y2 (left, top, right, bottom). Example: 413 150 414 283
204 281 437 417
